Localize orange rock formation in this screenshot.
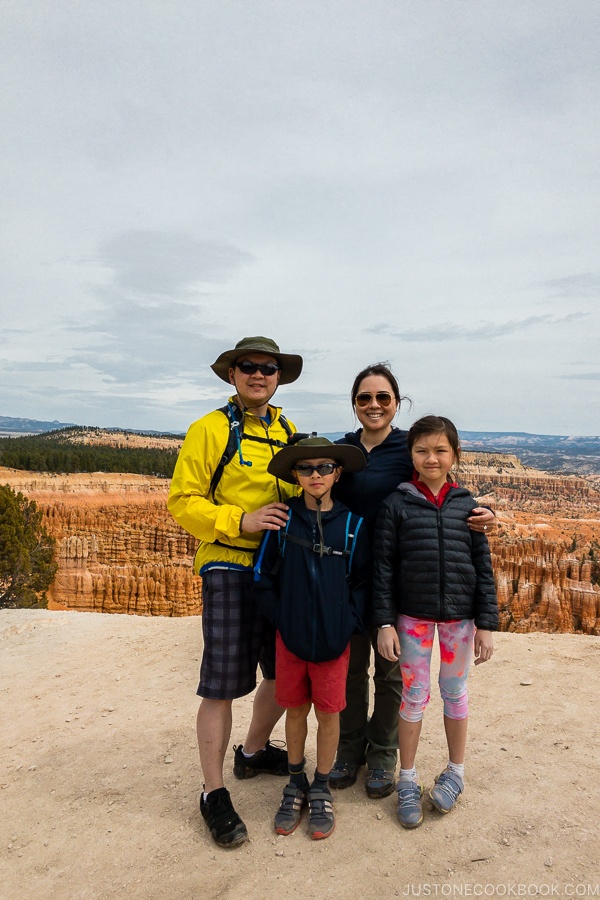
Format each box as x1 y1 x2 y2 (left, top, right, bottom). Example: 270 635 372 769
460 452 600 635
0 468 201 617
1 449 599 632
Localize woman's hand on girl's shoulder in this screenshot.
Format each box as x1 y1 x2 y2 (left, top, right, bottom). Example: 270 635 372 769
467 507 495 533
474 628 494 665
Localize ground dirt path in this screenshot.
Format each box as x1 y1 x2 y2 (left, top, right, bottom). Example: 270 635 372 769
1 610 598 899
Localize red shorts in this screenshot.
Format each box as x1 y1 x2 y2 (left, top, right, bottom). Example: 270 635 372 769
275 632 351 714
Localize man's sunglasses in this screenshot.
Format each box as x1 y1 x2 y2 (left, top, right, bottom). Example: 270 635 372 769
293 463 339 477
354 391 394 408
235 361 280 377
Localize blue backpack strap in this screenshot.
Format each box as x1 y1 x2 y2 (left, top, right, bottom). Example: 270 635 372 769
344 511 364 576
253 510 293 582
253 530 271 582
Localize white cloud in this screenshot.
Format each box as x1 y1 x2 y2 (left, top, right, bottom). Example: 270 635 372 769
1 1 599 434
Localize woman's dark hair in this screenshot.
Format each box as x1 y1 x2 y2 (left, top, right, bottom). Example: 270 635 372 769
350 362 410 408
407 415 461 465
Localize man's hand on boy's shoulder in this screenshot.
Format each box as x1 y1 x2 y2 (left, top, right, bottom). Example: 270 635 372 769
241 502 290 533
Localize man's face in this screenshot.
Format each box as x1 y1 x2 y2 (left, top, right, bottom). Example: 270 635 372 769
228 353 281 409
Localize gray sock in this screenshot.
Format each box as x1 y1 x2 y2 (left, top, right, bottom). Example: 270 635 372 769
289 758 308 790
310 769 331 792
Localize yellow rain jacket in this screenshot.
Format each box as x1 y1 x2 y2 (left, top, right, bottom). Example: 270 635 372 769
167 399 298 574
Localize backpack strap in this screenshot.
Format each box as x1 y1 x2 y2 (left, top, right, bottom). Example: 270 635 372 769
344 511 363 583
209 402 248 500
276 510 364 565
209 404 294 500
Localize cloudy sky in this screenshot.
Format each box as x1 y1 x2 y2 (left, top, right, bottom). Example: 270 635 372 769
2 1 599 436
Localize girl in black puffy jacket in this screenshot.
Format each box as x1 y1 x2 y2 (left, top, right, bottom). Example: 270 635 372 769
373 416 498 829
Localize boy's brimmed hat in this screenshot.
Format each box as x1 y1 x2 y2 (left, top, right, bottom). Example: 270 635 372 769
268 436 365 484
211 336 303 385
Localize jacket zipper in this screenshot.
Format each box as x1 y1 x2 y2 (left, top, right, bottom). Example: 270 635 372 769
437 507 445 619
310 518 318 659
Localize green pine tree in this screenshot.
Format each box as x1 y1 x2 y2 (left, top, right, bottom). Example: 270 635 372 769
0 484 57 608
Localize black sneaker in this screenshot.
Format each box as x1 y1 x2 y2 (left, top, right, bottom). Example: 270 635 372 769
366 768 396 799
233 742 288 779
200 787 248 848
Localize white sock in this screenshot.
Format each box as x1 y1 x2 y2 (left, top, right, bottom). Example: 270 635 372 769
202 791 208 802
447 761 465 779
242 746 261 759
399 766 418 783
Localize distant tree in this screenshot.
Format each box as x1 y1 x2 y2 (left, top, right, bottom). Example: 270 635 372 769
0 485 57 608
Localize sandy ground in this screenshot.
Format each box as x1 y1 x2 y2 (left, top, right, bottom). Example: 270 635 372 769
1 610 598 900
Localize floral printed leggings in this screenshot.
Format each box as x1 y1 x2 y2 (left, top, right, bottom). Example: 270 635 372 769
397 615 475 723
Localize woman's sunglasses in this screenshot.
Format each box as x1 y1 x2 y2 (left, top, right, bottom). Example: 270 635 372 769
293 463 339 477
235 361 280 376
354 391 394 408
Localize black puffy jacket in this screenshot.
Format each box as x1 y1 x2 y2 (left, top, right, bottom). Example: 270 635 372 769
372 483 498 630
254 497 371 662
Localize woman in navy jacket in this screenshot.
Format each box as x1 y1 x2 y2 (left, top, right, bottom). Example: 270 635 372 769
331 364 495 800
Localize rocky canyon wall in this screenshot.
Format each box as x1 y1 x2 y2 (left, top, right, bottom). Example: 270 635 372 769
0 469 201 617
2 450 599 632
460 452 600 635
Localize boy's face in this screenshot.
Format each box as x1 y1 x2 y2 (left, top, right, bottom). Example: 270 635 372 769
292 457 341 502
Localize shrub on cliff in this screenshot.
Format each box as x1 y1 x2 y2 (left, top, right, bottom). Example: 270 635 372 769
0 484 57 609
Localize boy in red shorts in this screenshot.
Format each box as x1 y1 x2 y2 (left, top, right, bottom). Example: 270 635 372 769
254 437 370 839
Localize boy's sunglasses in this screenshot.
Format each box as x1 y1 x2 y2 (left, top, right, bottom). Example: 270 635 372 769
235 360 280 377
293 463 339 477
354 391 394 408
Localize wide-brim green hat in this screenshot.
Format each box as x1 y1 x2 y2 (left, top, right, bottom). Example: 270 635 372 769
211 336 303 385
268 436 365 484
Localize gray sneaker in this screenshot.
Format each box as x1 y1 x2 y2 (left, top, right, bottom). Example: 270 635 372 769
429 768 463 814
397 781 424 829
274 783 307 835
307 787 335 840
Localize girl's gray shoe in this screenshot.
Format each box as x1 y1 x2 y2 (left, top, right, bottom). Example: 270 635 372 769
429 768 463 813
397 781 424 828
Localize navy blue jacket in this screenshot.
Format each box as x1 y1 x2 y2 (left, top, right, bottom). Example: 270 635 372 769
372 484 498 630
254 496 371 662
334 428 412 534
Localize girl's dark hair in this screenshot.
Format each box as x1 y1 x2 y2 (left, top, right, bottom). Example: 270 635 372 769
407 415 461 465
350 362 410 408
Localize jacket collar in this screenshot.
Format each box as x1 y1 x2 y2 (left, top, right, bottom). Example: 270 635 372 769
397 482 469 504
344 426 405 452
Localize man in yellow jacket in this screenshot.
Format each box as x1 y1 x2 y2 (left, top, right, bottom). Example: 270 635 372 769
168 336 302 848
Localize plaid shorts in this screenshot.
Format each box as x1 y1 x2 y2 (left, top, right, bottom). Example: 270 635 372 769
197 568 276 700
